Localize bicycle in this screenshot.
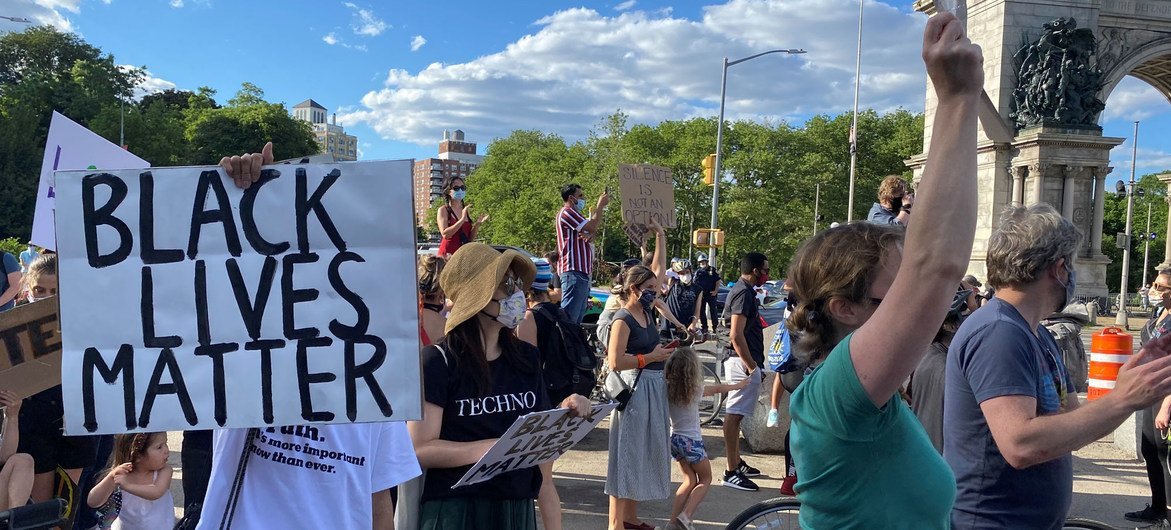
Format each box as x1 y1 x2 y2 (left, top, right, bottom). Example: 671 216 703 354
725 497 800 529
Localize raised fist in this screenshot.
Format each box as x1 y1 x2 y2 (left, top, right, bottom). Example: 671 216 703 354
922 12 984 101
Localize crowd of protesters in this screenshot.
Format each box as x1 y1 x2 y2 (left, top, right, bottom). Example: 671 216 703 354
4 12 1171 530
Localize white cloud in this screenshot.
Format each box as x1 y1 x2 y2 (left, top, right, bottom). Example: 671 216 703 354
0 0 80 32
169 0 184 7
344 2 389 36
321 31 367 51
118 65 178 99
339 0 926 146
410 35 426 51
1104 76 1170 122
615 0 637 11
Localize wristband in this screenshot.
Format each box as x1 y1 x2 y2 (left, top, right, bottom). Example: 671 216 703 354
637 354 647 369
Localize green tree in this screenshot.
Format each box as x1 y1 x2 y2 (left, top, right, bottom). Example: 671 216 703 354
185 83 317 164
0 25 141 238
1103 172 1168 293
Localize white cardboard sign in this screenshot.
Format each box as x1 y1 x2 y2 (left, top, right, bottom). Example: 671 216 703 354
452 402 617 489
54 161 420 434
32 112 149 250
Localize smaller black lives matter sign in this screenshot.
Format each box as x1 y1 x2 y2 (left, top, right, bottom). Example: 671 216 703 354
54 161 421 435
453 402 616 489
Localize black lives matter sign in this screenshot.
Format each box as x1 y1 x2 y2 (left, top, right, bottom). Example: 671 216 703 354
54 161 421 434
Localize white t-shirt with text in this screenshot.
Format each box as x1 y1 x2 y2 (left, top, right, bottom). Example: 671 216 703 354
195 422 420 530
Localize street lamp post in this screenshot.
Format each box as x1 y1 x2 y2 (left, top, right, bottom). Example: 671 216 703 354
1142 203 1154 289
813 183 821 234
0 16 33 23
709 48 806 269
1116 120 1140 328
846 0 864 222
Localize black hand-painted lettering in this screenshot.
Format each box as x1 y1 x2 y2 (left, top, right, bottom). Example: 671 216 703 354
227 257 278 340
344 335 392 421
282 253 320 340
82 345 135 432
194 342 239 426
138 171 183 264
240 169 290 256
187 170 243 260
327 252 369 340
296 336 336 422
138 348 198 428
295 168 346 253
141 266 181 348
81 173 133 268
26 314 61 359
194 260 210 344
246 339 285 424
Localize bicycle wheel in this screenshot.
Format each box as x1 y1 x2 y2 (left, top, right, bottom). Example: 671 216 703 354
1061 518 1116 530
725 498 801 530
699 362 723 426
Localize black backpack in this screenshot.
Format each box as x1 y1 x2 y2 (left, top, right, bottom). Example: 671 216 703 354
534 304 597 393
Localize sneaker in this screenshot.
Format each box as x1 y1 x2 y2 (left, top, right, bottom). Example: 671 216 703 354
722 469 759 491
780 470 798 496
736 459 762 478
1126 505 1167 523
766 408 780 427
664 518 688 530
622 522 655 530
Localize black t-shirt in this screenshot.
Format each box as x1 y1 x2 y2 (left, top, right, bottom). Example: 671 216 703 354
723 278 764 366
421 341 552 501
666 282 703 325
694 266 720 293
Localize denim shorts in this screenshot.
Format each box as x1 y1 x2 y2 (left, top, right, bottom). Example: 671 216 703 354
670 434 707 464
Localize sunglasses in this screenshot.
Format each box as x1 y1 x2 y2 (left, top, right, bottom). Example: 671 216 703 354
500 273 522 296
452 185 467 191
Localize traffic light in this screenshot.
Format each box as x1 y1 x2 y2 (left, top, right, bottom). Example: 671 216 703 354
701 154 716 185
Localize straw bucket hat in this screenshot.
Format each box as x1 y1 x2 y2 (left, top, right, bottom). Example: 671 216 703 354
440 242 535 334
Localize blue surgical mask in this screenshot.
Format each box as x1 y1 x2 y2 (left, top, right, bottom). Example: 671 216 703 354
638 288 657 311
576 198 587 212
452 189 467 201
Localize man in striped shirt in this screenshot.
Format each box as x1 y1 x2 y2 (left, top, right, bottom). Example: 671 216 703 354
556 183 610 324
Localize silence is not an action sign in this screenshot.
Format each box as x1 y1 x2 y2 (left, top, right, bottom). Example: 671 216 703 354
54 161 421 435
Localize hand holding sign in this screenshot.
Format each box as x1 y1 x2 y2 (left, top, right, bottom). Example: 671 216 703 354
219 141 274 189
0 390 21 415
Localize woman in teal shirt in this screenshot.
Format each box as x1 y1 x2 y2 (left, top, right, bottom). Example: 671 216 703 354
784 12 982 529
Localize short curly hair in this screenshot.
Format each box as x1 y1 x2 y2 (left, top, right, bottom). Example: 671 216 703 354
986 204 1083 289
877 175 908 204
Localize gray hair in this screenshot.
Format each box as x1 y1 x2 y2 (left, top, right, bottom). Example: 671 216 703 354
986 204 1083 289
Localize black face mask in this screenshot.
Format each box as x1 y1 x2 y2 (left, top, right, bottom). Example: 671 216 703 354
889 196 904 212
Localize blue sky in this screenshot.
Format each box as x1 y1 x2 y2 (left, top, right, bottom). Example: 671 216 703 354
4 0 1169 184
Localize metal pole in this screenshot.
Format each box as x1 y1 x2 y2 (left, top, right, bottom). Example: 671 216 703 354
1116 120 1139 328
120 98 125 148
1142 202 1153 288
813 183 821 234
710 58 729 271
846 0 864 222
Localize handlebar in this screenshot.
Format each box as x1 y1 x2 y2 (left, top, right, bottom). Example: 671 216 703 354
0 499 66 530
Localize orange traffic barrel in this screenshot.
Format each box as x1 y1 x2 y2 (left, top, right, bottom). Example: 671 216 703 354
1088 327 1133 400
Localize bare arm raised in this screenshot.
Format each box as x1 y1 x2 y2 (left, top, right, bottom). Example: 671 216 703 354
850 12 983 407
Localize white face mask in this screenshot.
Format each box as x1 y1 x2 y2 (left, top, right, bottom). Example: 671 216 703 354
679 274 693 284
26 293 50 303
493 291 527 329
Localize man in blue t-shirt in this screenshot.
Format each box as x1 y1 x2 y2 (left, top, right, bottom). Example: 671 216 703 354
946 204 1171 530
0 252 21 311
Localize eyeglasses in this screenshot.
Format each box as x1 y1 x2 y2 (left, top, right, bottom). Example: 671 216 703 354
452 185 467 191
1152 284 1171 294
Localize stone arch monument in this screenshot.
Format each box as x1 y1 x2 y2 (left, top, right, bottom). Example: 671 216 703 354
908 0 1171 296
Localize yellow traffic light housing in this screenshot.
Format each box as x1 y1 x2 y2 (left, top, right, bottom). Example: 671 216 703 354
693 228 725 248
701 154 716 185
